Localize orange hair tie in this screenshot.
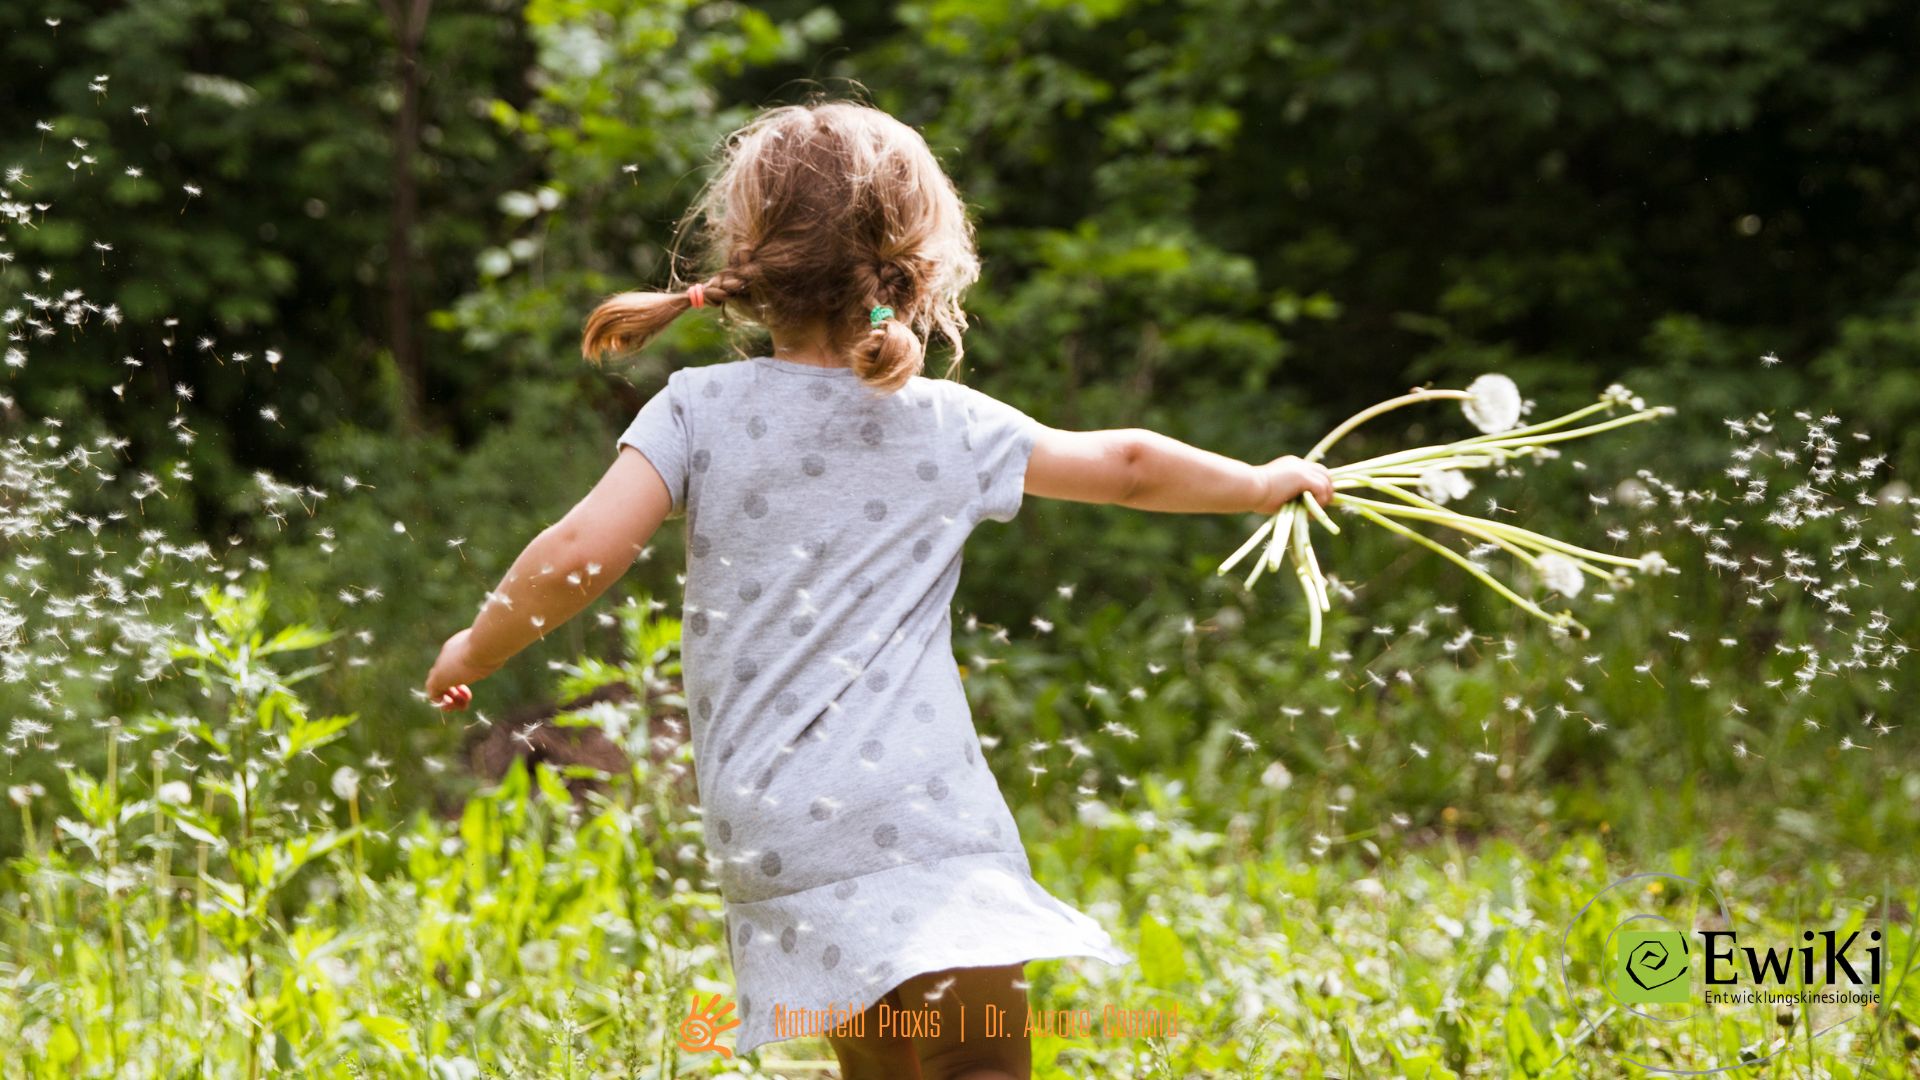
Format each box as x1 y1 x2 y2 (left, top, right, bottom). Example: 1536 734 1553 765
686 283 707 309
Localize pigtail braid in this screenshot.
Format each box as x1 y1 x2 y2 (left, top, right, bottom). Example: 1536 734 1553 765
580 265 756 363
850 259 924 393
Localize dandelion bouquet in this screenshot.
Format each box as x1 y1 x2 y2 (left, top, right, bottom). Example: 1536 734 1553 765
1222 376 1673 646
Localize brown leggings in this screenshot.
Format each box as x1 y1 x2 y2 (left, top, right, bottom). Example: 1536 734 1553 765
824 964 1031 1080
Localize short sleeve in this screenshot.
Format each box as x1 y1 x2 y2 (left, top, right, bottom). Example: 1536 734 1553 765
958 384 1045 523
616 371 690 517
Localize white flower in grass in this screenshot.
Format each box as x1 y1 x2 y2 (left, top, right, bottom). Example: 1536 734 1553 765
1417 468 1473 505
1638 551 1671 575
518 939 559 974
330 765 361 801
1076 799 1115 827
1261 760 1293 790
157 780 192 806
1537 553 1585 597
1462 374 1523 433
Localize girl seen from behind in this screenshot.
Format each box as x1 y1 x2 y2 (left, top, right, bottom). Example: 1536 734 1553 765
425 100 1331 1079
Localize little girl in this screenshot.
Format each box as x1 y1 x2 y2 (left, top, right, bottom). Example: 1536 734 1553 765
425 101 1331 1079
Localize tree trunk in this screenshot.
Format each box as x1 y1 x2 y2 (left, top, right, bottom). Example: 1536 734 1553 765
380 0 433 429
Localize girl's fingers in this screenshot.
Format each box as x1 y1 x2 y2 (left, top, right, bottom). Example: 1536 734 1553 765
433 684 472 711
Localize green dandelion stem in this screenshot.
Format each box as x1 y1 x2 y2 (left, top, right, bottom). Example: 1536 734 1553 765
1346 503 1581 632
1462 407 1672 453
1450 399 1615 447
1335 400 1615 476
1218 513 1277 576
1291 509 1326 646
1346 481 1545 569
1330 456 1503 480
1299 491 1341 535
1331 442 1535 478
1307 389 1473 463
1354 486 1616 584
1337 485 1644 570
1259 503 1299 575
1301 531 1331 614
1330 404 1665 478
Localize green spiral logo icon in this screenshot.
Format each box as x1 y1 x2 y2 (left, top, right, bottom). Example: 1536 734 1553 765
1618 931 1691 1003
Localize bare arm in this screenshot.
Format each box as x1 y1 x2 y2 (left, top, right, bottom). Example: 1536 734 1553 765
1025 427 1332 514
424 447 673 702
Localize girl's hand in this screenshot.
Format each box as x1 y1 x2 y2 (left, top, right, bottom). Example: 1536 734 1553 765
1253 455 1334 514
425 629 497 709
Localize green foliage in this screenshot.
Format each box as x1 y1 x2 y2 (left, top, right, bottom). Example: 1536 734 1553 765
12 0 1920 756
0 584 714 1075
5 587 1915 1074
1 0 531 475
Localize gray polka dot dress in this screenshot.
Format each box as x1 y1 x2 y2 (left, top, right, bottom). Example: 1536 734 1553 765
618 356 1127 1055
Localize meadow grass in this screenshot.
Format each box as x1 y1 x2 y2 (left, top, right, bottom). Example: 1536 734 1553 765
2 590 1914 1078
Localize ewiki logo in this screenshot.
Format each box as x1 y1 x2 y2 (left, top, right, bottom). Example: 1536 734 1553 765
1561 872 1882 1074
1617 931 1690 1004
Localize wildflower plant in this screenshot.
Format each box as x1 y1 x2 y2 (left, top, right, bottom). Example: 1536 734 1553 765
1220 375 1675 646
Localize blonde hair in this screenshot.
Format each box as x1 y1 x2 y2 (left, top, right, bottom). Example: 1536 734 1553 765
583 101 980 393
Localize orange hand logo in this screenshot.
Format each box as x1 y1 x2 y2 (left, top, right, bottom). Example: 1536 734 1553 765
676 992 742 1057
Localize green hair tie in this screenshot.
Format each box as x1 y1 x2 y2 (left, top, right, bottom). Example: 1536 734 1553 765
868 306 894 328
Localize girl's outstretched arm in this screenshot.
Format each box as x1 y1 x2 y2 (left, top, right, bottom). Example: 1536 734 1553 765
1025 427 1333 515
424 447 673 703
